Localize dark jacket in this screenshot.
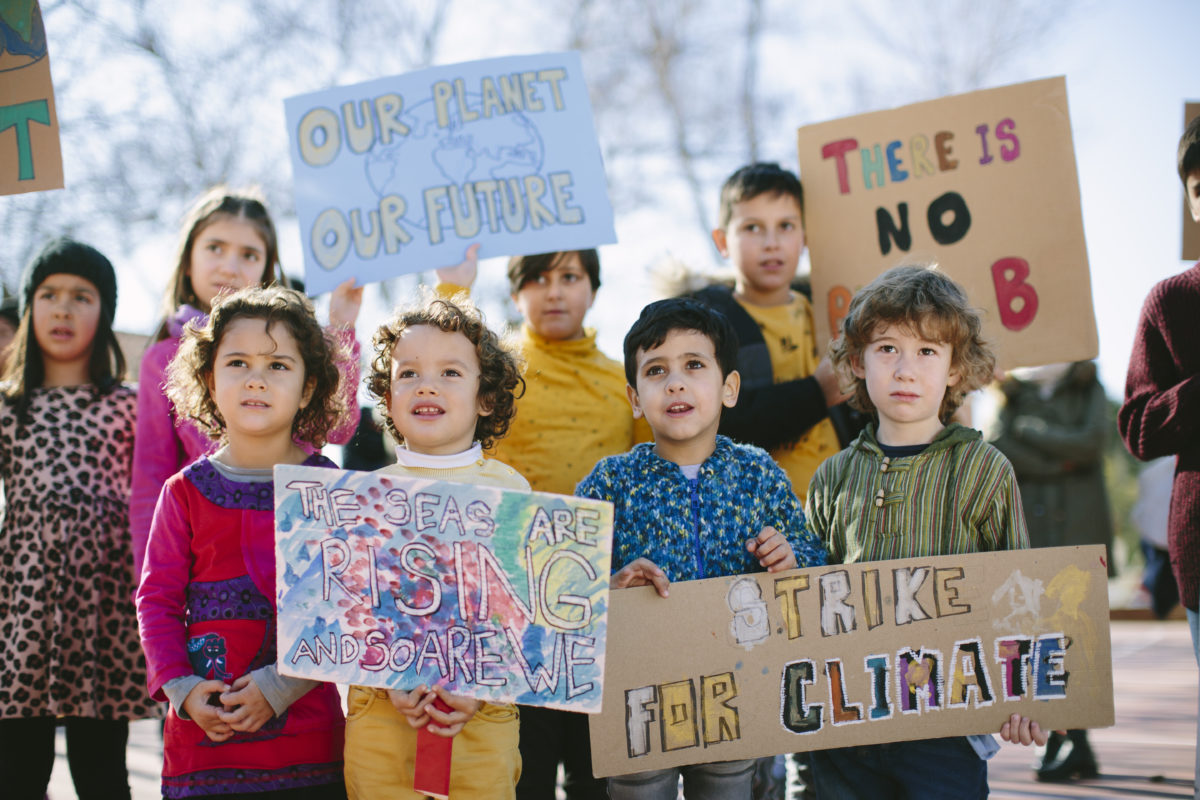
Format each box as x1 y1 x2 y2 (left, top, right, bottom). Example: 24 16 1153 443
991 362 1114 569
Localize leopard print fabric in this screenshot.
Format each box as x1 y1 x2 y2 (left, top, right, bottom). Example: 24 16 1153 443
0 384 159 720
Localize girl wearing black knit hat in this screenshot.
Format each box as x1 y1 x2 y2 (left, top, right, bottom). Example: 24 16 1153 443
0 237 159 799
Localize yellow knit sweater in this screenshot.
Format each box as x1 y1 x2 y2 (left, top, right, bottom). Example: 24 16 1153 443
492 325 652 495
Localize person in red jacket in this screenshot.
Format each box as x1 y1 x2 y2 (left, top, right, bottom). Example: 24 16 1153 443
1118 113 1200 789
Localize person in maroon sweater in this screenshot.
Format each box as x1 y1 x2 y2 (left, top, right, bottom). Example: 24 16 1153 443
1119 113 1200 788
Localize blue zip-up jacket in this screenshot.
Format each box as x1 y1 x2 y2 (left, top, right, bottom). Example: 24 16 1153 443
576 436 826 581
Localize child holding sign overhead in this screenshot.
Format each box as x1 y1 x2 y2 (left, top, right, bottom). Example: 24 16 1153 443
344 295 528 800
136 286 348 797
805 265 1047 798
576 297 826 799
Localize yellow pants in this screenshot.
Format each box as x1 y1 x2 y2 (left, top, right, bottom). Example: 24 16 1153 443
344 686 520 800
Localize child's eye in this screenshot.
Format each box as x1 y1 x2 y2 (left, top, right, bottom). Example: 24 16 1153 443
270 361 290 370
397 368 417 379
686 359 705 370
780 221 796 231
227 358 247 368
563 272 580 283
243 251 260 263
643 365 665 377
443 368 462 377
742 222 761 234
207 243 222 253
75 293 93 304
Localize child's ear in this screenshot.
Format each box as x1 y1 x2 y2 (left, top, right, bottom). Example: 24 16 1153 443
300 377 316 409
711 227 729 258
849 355 866 380
946 367 961 388
722 369 741 408
626 384 644 419
475 396 494 418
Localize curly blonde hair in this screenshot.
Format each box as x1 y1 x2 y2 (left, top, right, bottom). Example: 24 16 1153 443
166 285 346 446
830 264 995 424
368 294 523 450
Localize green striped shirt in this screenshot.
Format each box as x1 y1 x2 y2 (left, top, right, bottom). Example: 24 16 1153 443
806 423 1029 564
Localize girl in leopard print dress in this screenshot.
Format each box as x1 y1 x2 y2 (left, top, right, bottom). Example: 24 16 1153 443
0 238 158 799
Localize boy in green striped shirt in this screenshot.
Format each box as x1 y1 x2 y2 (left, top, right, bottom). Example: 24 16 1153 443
805 265 1048 798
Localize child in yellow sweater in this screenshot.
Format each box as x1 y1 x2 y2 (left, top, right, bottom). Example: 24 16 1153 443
437 247 647 798
343 295 527 799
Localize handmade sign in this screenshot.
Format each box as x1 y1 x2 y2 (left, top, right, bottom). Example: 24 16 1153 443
797 77 1096 370
1183 102 1200 262
1 0 63 195
590 545 1113 777
284 51 616 295
274 464 614 712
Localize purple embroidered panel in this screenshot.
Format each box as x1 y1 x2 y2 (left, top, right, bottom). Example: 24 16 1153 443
186 574 273 623
162 760 343 798
184 454 335 510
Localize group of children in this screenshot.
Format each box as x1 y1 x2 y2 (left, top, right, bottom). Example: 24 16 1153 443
0 161 1055 800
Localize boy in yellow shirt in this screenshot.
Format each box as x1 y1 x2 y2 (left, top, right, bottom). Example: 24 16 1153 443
694 162 850 503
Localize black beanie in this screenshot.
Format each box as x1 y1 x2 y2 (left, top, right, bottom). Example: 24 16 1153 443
20 237 118 324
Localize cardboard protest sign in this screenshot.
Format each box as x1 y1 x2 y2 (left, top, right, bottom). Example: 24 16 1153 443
274 464 614 712
797 77 1096 370
590 545 1113 777
284 52 616 295
0 0 63 195
1182 102 1200 262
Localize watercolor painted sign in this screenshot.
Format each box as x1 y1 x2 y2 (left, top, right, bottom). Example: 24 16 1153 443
797 77 1096 370
274 465 614 712
590 545 1113 777
284 51 616 295
1 0 63 195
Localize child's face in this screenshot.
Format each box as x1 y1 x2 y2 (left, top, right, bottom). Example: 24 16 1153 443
628 328 739 464
512 252 596 341
1187 169 1200 223
851 324 959 446
386 324 490 455
712 192 804 306
207 317 313 445
189 216 269 310
31 274 101 371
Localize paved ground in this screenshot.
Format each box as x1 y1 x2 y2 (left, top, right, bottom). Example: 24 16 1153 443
47 619 1197 799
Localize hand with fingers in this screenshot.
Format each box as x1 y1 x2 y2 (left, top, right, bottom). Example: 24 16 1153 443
217 674 276 734
182 679 235 743
747 525 797 572
611 557 671 598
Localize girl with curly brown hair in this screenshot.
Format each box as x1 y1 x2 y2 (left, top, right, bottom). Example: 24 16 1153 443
136 285 348 798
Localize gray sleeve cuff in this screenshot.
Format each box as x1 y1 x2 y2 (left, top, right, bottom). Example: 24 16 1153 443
251 665 320 716
162 675 206 720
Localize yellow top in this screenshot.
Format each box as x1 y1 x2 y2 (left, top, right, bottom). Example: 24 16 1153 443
739 293 841 502
492 324 652 495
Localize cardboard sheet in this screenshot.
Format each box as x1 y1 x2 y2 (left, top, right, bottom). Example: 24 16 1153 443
797 77 1096 370
590 545 1113 777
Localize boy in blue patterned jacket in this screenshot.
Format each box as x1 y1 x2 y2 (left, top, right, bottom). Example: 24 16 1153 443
576 297 826 799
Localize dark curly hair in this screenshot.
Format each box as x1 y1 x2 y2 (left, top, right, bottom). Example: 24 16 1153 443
368 294 523 450
166 285 346 446
829 264 995 424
